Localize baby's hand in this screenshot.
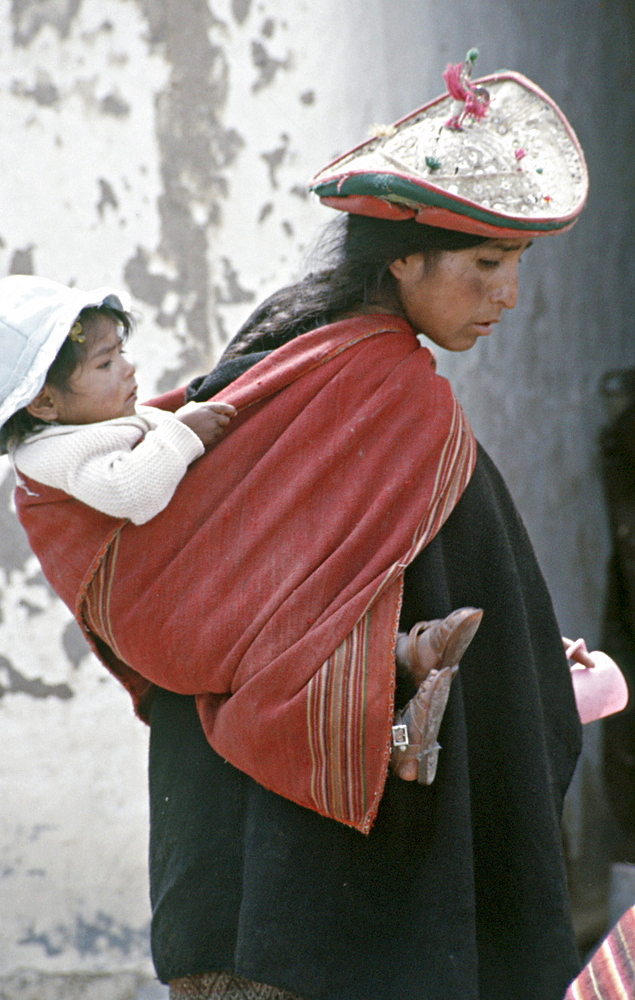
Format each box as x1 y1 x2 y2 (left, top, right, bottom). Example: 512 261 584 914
176 401 236 447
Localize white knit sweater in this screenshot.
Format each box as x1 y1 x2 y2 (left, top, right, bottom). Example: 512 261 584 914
12 405 204 525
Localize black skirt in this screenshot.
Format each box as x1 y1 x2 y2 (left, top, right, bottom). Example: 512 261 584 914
148 446 582 1000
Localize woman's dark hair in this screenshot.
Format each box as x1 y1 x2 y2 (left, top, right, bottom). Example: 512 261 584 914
1 304 133 451
222 214 488 359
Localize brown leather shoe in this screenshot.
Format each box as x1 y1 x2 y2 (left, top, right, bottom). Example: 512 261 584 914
391 606 483 784
395 606 483 686
392 665 459 783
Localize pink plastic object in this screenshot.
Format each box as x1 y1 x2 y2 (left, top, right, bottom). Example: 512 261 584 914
569 651 630 724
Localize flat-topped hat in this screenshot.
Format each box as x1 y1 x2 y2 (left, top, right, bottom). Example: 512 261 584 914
309 50 588 238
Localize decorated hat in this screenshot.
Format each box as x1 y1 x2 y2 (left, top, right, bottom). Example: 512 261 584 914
0 274 127 439
309 50 588 238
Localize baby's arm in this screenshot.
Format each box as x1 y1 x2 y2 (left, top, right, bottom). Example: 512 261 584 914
13 408 232 525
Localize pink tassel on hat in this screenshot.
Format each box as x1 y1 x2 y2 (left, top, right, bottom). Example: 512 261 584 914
443 49 490 130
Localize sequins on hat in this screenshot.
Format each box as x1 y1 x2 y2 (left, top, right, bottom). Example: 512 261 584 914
309 52 588 238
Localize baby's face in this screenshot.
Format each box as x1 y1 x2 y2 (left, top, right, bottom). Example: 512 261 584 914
49 316 137 425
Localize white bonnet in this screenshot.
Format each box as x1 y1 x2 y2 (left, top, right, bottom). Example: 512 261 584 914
0 274 128 435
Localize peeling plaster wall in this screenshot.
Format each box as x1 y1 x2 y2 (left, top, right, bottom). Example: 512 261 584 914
0 2 169 989
0 0 633 991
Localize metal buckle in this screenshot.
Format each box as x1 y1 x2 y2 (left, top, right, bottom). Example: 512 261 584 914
391 723 409 750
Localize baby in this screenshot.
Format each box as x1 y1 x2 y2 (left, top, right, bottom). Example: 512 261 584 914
1 276 235 525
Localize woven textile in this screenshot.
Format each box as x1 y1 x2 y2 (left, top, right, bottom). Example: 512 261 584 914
15 314 475 832
565 905 635 999
169 972 303 1000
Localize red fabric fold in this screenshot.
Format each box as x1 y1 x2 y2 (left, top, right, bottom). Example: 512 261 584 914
16 315 476 831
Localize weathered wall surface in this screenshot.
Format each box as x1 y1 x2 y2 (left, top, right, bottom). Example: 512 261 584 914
0 1 633 995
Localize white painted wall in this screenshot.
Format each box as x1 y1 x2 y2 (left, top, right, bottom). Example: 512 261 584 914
0 1 633 994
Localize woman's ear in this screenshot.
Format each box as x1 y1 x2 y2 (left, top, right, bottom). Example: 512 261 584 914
388 257 411 281
388 254 423 283
26 385 59 422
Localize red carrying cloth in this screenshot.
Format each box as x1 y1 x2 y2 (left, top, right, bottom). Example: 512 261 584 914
16 315 476 832
565 905 635 999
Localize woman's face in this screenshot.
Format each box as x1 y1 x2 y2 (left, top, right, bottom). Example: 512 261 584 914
389 238 532 352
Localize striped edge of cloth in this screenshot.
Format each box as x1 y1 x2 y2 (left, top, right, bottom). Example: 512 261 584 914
565 905 635 999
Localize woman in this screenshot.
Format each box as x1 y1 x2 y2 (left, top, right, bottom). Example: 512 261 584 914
9 60 589 999
149 64 587 1000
